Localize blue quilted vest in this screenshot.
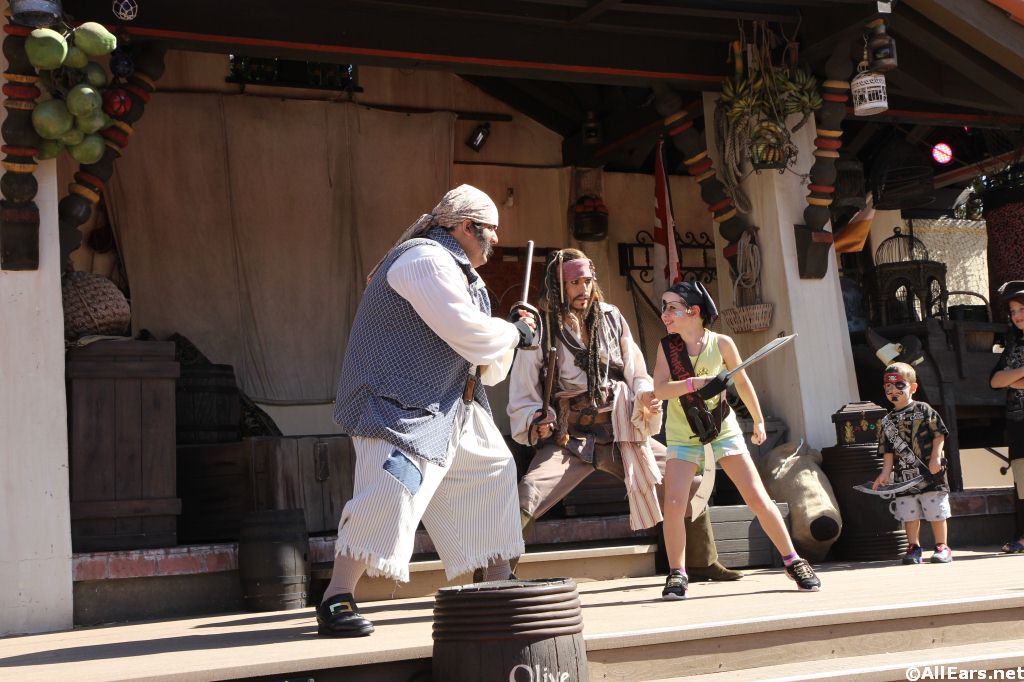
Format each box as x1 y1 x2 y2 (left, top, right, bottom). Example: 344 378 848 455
333 227 493 466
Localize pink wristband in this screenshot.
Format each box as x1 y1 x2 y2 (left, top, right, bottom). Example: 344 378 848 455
685 377 693 393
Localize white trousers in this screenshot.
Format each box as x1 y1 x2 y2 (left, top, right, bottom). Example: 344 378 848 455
334 403 524 582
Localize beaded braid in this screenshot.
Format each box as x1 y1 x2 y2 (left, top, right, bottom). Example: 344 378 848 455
540 249 608 405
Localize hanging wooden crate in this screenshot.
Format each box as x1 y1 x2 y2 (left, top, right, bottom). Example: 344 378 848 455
67 340 181 551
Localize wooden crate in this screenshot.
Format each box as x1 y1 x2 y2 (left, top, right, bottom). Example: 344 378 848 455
67 340 181 552
177 435 355 543
710 503 789 568
561 472 628 517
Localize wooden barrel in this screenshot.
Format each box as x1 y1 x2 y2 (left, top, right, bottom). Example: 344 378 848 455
433 578 589 682
176 364 241 445
821 443 907 560
237 509 310 612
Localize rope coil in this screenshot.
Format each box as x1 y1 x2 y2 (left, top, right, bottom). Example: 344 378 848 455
722 230 773 333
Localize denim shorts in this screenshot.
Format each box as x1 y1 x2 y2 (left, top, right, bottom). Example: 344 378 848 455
666 433 748 469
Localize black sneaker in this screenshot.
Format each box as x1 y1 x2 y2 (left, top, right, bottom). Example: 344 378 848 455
784 559 821 592
662 571 688 600
316 593 374 637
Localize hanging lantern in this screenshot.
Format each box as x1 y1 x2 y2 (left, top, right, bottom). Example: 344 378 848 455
9 0 62 27
867 19 898 72
851 58 888 116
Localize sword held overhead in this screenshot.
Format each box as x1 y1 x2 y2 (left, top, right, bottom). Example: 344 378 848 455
508 240 542 351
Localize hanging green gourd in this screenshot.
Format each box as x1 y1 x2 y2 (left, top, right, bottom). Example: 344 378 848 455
24 27 65 69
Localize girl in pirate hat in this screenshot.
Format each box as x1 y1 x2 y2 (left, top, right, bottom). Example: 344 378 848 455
654 281 821 597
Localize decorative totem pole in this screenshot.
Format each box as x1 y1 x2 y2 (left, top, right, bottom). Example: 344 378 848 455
652 85 751 275
795 44 853 279
1 17 43 269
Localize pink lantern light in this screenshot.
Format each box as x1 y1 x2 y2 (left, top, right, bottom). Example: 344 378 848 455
932 142 953 165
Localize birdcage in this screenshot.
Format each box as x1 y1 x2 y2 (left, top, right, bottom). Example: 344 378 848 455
869 226 947 326
869 138 935 210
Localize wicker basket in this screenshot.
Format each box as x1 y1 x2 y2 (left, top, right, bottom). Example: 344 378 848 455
62 271 131 340
721 302 773 334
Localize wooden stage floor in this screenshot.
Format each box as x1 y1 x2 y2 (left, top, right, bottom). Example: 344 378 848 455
3 548 1024 682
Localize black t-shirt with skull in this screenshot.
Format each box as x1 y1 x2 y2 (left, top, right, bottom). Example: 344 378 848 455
877 400 949 495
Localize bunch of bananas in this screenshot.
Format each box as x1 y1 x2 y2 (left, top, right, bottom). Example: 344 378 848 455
780 68 823 116
721 76 761 124
750 118 788 164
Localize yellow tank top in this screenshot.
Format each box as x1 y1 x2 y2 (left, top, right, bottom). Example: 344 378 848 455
665 330 742 447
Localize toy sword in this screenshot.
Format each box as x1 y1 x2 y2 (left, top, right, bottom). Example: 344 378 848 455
725 333 797 380
696 333 798 400
853 475 926 500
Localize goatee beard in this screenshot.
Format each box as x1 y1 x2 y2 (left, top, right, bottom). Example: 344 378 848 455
476 233 493 263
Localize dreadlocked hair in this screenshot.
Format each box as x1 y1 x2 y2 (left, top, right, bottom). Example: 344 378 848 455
540 249 607 405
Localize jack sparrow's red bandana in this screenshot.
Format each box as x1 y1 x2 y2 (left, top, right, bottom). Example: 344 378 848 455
561 258 594 281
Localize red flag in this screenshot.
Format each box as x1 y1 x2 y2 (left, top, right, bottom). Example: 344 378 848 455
652 139 681 295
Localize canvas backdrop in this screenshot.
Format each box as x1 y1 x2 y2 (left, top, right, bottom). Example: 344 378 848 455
97 94 454 403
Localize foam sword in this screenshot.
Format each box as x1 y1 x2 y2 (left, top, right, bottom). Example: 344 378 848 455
726 333 798 380
696 333 798 400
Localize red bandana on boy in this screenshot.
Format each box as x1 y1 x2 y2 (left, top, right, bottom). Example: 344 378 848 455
883 372 908 389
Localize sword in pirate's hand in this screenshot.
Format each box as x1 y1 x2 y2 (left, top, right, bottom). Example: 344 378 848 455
508 240 541 350
695 333 798 399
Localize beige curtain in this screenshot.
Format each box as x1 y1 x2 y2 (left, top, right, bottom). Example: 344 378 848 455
104 94 454 402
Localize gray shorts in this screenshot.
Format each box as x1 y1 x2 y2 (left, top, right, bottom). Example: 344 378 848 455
890 490 951 523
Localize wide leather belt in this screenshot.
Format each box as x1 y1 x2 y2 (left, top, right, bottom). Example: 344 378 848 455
569 406 612 428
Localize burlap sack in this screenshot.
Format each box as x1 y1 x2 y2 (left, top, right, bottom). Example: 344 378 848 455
759 440 842 562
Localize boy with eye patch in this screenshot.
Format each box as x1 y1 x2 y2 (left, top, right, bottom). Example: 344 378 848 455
872 362 952 564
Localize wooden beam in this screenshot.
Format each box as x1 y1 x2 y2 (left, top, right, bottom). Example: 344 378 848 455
330 0 743 40
889 6 1024 110
504 79 586 123
600 2 799 23
933 149 1024 188
848 106 1024 128
905 125 935 144
570 0 623 25
844 122 881 155
884 67 1017 116
461 77 578 135
904 0 1024 81
62 0 734 87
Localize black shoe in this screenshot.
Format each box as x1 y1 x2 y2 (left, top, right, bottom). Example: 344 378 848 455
316 593 374 637
784 559 821 592
688 561 743 582
662 570 688 600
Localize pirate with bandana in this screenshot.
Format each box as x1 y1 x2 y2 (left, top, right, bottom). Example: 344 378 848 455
317 185 537 637
507 249 738 582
